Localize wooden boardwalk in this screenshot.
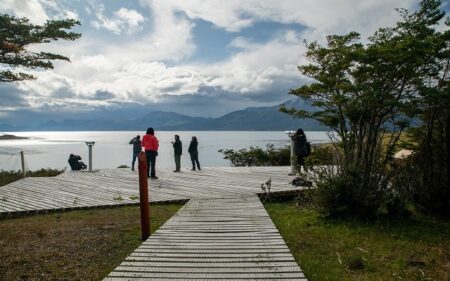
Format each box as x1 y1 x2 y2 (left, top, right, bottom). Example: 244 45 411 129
104 195 306 280
1 166 308 280
0 167 300 217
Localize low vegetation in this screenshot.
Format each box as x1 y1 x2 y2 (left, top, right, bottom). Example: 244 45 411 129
0 204 182 280
219 143 334 167
266 198 450 281
219 144 290 166
0 168 65 187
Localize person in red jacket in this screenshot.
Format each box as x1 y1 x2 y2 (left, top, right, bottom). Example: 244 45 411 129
141 127 159 179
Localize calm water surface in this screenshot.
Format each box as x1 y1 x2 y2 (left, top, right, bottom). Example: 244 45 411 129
0 131 330 171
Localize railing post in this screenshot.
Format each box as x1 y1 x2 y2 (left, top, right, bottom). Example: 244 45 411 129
138 151 150 240
20 150 26 178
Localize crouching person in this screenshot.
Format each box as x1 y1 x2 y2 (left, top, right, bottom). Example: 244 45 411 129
68 154 87 171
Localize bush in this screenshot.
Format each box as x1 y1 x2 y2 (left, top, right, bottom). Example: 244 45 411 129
306 144 338 166
219 144 290 166
310 163 388 218
0 168 65 187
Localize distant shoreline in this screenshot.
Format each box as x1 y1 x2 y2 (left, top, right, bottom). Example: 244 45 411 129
0 134 29 140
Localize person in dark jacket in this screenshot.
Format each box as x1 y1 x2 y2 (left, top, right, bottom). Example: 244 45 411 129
188 136 201 171
293 128 308 172
68 154 87 171
129 135 141 171
171 135 182 172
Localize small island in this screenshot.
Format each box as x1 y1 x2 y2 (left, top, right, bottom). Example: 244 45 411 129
0 134 29 140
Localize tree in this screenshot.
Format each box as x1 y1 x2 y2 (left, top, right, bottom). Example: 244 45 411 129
281 0 447 217
0 14 81 82
398 0 450 215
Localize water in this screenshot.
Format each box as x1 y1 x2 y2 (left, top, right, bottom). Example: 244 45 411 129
0 131 330 171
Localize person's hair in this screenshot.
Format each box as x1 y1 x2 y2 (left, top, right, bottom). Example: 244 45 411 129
296 128 305 136
136 135 140 139
175 135 179 140
192 136 197 142
146 128 154 135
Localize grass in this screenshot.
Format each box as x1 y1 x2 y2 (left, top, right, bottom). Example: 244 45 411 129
0 169 65 187
266 200 449 281
0 204 182 280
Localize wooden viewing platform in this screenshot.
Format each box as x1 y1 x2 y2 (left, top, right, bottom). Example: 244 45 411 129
0 166 301 217
0 166 308 280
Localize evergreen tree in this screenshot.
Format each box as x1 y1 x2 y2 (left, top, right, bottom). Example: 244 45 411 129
0 14 80 82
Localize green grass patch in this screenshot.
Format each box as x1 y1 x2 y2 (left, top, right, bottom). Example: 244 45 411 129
0 169 65 187
265 200 449 281
0 204 182 280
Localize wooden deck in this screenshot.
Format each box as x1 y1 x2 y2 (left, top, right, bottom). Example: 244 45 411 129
0 166 300 217
104 195 306 281
1 166 308 280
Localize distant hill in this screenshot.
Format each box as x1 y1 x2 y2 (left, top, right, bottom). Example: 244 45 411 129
0 99 327 131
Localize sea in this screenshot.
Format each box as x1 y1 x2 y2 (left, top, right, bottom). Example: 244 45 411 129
0 131 330 171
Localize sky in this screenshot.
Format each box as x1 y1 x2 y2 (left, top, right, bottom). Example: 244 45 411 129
0 0 447 124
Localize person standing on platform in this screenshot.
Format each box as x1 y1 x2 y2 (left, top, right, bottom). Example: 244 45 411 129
129 135 141 171
141 127 159 179
188 136 201 171
293 128 309 173
171 135 182 172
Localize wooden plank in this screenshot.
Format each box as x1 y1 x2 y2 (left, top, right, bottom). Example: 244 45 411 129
103 195 306 280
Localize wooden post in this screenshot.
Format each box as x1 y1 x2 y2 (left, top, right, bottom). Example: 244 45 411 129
138 151 150 241
20 150 26 178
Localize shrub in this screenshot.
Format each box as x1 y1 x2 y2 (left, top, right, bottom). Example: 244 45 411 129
219 144 290 166
0 168 65 187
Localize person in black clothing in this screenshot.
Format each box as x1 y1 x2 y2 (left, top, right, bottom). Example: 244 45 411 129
293 128 308 172
171 135 182 172
129 135 141 171
188 136 201 171
68 154 87 171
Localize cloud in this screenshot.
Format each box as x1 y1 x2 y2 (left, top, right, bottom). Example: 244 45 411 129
91 5 146 34
0 83 29 108
0 0 78 24
0 0 49 24
141 0 417 39
0 0 432 121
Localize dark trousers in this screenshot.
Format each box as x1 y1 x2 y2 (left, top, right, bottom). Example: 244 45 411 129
131 152 139 170
145 150 157 177
296 154 307 171
174 154 181 171
189 151 200 170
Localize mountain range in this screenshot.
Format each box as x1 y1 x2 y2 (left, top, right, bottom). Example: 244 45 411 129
0 99 327 131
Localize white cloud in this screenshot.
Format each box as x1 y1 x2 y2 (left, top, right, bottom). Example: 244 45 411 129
0 0 78 23
0 0 49 24
140 0 417 39
14 29 304 111
199 30 305 94
91 5 145 34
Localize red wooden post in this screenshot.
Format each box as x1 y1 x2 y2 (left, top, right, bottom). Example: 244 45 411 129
138 151 150 241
